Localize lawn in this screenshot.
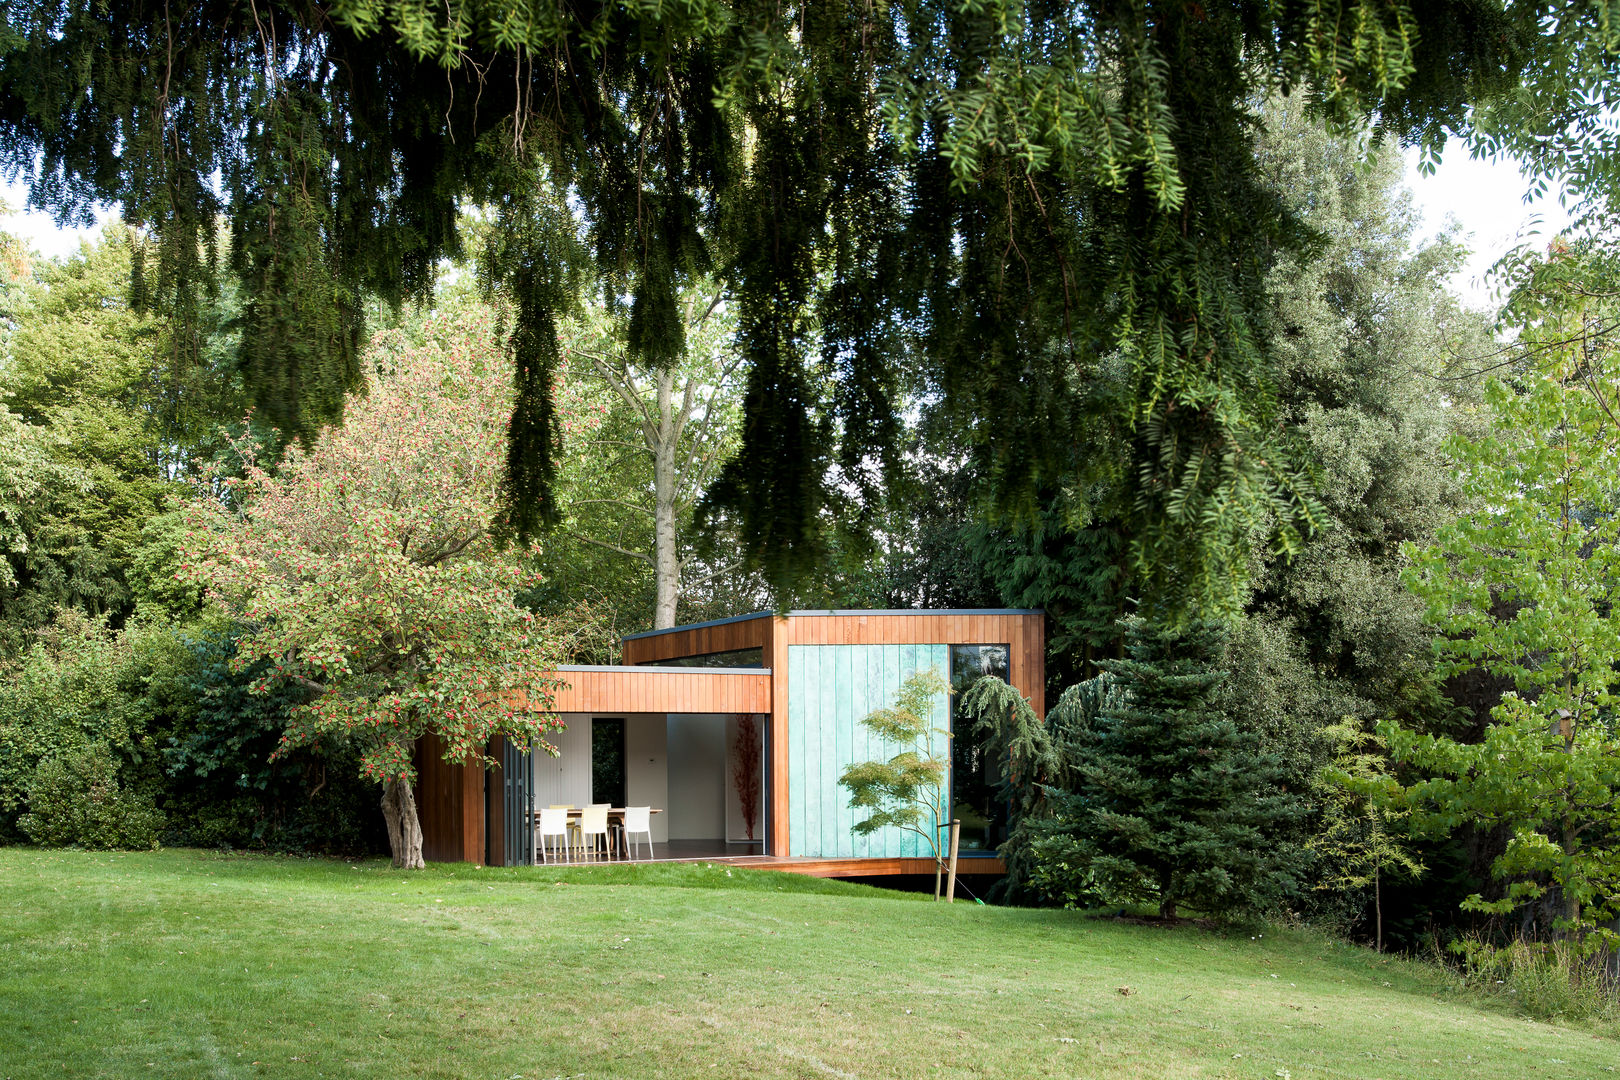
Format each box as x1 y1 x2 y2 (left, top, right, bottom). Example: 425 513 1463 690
0 849 1613 1079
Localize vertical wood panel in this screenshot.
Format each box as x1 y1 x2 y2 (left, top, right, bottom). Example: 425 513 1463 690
790 644 809 856
769 616 790 856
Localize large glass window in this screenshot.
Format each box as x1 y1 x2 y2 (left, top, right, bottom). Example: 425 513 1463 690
949 644 1011 853
591 718 626 806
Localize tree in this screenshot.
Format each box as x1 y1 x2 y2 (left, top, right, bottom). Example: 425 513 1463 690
1312 721 1425 953
839 669 953 895
1242 95 1490 728
0 404 89 637
551 284 744 629
180 307 571 868
0 223 243 648
956 672 1080 902
0 0 1538 613
1030 618 1308 920
1393 243 1620 938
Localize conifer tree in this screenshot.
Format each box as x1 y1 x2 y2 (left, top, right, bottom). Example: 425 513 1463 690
1031 617 1307 919
0 0 1542 612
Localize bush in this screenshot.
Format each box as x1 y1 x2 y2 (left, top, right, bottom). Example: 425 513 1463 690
0 611 151 839
152 623 387 855
19 743 164 850
1453 936 1620 1025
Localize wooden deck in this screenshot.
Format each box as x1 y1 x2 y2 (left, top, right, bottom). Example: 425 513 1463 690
526 839 1006 879
707 855 1007 878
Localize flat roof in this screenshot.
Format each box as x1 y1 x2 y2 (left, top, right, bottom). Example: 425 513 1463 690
620 608 1044 643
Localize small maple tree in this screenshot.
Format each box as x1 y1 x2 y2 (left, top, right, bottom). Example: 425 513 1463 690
181 307 569 868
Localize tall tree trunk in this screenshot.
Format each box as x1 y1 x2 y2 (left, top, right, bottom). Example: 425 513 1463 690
1563 817 1581 933
381 777 425 869
1375 864 1383 954
652 369 681 629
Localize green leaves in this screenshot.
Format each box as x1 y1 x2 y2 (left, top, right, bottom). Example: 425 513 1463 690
1391 242 1620 935
180 306 573 792
1031 617 1310 918
839 669 951 857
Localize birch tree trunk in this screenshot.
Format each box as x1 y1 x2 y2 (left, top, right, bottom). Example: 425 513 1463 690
381 776 426 869
653 368 681 629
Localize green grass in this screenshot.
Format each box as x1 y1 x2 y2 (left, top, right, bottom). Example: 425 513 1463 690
0 849 1614 1079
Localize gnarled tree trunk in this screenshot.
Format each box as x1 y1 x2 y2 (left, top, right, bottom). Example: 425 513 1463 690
381 776 425 869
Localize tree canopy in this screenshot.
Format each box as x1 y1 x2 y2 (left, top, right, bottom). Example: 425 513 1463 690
0 0 1542 612
179 307 572 867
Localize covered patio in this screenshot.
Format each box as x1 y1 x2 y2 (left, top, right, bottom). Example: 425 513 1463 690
484 664 772 867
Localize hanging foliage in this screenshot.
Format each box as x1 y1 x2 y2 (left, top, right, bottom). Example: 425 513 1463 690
0 0 1536 611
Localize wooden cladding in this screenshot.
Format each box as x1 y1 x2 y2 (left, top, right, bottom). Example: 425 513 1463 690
728 855 1007 879
620 615 772 665
621 610 1045 860
414 731 484 864
550 667 772 714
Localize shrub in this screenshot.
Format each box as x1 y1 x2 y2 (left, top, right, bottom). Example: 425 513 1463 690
1453 936 1620 1025
19 743 164 850
0 611 149 839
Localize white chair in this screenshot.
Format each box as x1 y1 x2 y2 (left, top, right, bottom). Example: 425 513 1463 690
621 806 653 861
578 804 613 861
550 804 581 850
535 806 572 864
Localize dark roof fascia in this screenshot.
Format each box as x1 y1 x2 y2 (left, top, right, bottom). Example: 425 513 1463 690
618 612 774 642
619 608 1045 644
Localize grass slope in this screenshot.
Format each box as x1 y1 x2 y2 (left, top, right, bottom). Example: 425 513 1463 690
0 849 1613 1079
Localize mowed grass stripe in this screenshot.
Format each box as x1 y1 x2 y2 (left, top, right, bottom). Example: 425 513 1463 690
0 849 1611 1079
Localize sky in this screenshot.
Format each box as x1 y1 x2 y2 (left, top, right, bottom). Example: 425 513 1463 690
5 149 1576 314
1399 148 1574 311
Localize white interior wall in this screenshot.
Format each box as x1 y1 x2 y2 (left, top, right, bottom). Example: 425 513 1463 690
531 714 669 844
625 716 669 843
666 714 727 840
531 715 592 808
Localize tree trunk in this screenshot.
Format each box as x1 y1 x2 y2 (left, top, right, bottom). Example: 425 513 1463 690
1563 817 1581 933
1159 868 1177 920
652 370 681 630
1375 865 1382 954
381 777 425 869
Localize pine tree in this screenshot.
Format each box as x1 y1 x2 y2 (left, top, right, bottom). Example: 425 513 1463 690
1032 617 1307 920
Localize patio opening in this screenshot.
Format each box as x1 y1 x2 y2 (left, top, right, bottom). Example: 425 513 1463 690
523 712 766 863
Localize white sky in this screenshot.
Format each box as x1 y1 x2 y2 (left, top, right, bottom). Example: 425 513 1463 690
1400 147 1574 312
6 151 1575 313
1 180 107 260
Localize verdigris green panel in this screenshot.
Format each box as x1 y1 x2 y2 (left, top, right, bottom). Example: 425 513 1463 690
787 642 951 859
787 645 807 854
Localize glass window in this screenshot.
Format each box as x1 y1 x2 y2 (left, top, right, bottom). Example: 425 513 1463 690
638 647 764 668
591 718 626 806
949 644 1011 854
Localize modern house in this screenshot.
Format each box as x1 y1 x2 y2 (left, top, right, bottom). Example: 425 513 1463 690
414 609 1045 877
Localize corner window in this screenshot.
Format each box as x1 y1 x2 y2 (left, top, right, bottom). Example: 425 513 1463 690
638 647 764 668
949 644 1010 854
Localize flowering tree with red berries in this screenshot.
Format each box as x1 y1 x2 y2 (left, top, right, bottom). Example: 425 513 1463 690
181 307 569 868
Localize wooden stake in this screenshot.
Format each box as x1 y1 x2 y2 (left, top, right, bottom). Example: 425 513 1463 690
946 819 961 903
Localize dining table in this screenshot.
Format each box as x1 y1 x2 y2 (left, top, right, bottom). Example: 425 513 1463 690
533 806 663 862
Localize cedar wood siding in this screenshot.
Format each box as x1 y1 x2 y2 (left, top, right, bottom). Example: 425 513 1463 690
414 731 485 863
622 611 1044 859
414 610 1042 865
